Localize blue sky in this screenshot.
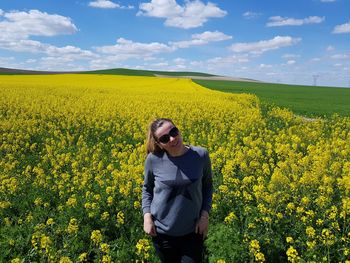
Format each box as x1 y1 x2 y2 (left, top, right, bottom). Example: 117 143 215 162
0 0 350 87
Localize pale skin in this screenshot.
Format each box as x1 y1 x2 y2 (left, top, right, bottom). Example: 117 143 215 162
143 121 209 238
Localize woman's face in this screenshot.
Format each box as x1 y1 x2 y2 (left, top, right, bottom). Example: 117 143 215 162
154 121 184 154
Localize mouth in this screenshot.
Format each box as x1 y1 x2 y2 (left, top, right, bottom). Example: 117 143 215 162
170 140 179 147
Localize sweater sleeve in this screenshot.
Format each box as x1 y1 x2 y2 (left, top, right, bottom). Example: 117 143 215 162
141 154 154 215
201 149 213 213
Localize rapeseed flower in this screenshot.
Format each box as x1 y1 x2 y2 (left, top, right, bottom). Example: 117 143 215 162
91 230 102 245
1 74 349 261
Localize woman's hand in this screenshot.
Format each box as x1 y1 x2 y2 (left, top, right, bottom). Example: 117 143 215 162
195 210 209 237
143 213 157 237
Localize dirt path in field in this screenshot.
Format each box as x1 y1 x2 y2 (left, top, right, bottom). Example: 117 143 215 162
154 74 261 82
297 115 318 122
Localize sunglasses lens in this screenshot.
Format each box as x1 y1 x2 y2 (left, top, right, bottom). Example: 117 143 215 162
159 135 170 144
169 127 179 137
158 127 179 144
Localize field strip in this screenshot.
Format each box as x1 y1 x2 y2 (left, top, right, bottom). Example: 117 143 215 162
154 74 261 82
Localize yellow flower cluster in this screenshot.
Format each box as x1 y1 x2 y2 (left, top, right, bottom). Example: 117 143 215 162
90 230 103 245
249 239 265 262
286 246 299 262
59 257 73 263
0 74 349 261
136 238 151 260
224 211 237 224
66 218 79 234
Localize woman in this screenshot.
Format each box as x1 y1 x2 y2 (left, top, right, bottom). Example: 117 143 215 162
142 118 213 263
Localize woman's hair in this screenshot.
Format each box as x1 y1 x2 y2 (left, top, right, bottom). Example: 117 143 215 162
146 118 175 154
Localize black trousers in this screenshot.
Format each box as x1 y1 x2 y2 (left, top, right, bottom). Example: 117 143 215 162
152 232 204 263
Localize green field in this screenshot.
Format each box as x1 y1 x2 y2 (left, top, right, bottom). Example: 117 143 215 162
194 80 350 117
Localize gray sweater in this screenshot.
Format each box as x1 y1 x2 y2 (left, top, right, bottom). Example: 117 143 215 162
142 145 213 236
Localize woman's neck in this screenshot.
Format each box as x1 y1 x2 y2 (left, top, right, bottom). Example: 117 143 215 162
167 144 189 157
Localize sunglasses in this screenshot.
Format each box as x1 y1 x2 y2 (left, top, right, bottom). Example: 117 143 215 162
157 126 179 144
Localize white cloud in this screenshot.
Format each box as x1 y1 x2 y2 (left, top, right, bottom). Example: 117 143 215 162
204 56 250 75
242 11 261 19
89 56 126 69
173 64 187 70
286 60 296 65
0 39 48 53
326 45 335 51
173 58 187 64
192 31 232 42
266 16 324 27
47 45 98 59
332 22 350 34
146 54 251 76
0 38 97 60
320 0 336 2
95 31 231 60
138 0 227 29
41 56 74 64
229 36 301 54
0 56 15 63
171 31 232 48
26 59 37 63
282 53 300 59
138 0 182 17
186 55 250 75
207 55 249 65
266 72 278 76
0 9 77 41
96 38 174 59
88 0 134 9
331 53 350 59
0 9 4 16
0 57 18 69
37 56 88 71
0 9 101 62
149 62 169 68
259 64 272 68
89 0 119 8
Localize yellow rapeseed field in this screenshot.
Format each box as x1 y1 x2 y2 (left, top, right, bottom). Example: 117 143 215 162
0 74 349 262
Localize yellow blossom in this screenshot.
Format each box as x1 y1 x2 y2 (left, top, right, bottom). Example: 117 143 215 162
224 212 237 224
46 218 54 226
59 257 73 263
136 238 151 260
66 218 79 234
286 237 294 244
102 255 112 263
306 226 315 238
100 243 110 254
286 246 299 262
101 212 110 221
91 230 103 245
116 211 125 225
134 201 141 209
78 253 88 262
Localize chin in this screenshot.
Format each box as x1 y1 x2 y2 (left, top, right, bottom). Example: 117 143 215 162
168 141 178 150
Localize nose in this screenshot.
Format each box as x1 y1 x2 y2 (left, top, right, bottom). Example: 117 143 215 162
169 135 176 143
